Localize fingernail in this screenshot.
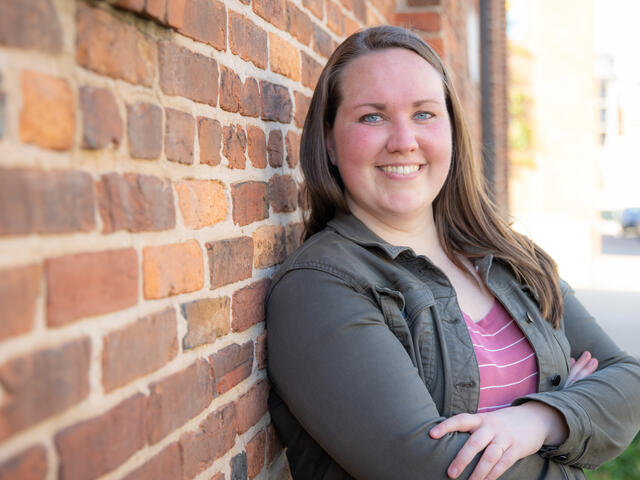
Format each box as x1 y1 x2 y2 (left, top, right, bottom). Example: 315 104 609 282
449 466 458 478
430 428 439 437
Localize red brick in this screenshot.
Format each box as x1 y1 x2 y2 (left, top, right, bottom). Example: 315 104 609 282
232 278 271 332
56 394 146 480
159 41 218 106
121 443 182 480
165 108 195 164
255 331 267 370
79 85 122 149
127 101 162 159
46 249 137 327
269 33 300 81
352 0 367 22
102 308 178 392
0 0 62 53
286 222 304 254
395 11 441 32
229 12 268 69
143 240 204 299
146 360 214 444
285 130 301 168
426 35 445 58
247 126 267 169
0 264 40 341
294 91 310 128
0 91 5 139
166 0 186 28
144 0 167 22
206 237 253 288
407 0 439 5
19 70 74 150
253 0 287 29
220 66 242 113
181 296 230 349
267 130 284 168
312 24 334 58
0 445 47 480
210 474 225 480
180 402 237 480
240 78 260 117
97 172 175 233
179 0 226 50
269 174 298 213
345 15 359 35
210 341 253 395
223 124 247 169
303 0 323 19
326 0 345 36
266 423 283 465
301 51 322 89
198 116 222 166
175 179 227 229
261 81 293 124
287 2 313 45
236 380 269 434
113 0 145 12
246 430 266 478
253 225 287 269
76 4 156 87
0 339 90 442
231 182 268 226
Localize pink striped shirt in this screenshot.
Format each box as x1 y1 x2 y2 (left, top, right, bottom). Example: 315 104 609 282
463 300 538 412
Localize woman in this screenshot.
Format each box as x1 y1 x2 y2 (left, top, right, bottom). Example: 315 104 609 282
266 26 640 479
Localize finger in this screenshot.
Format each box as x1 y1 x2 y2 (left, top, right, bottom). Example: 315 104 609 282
447 428 494 478
467 442 505 480
485 447 518 480
430 413 482 439
570 357 576 367
574 358 598 382
566 351 592 386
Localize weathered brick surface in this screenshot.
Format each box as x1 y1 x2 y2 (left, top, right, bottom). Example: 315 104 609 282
121 443 182 480
179 0 226 50
206 236 253 288
286 222 304 254
113 0 145 13
0 168 95 236
352 0 367 22
56 394 146 480
229 12 268 69
76 3 156 87
0 445 47 480
247 126 267 169
159 41 218 106
294 91 311 128
261 81 292 123
97 173 175 233
246 430 266 478
0 91 5 139
143 240 204 299
231 182 268 226
266 423 283 465
146 360 214 444
236 380 269 434
395 11 441 32
312 24 334 58
303 0 324 20
210 341 253 394
255 331 267 370
232 278 271 332
287 2 313 45
301 51 322 89
0 264 40 341
285 130 301 167
102 308 178 391
198 116 222 166
80 85 122 149
253 0 287 29
46 249 138 327
326 0 345 35
175 179 227 229
19 70 74 150
0 0 62 53
0 339 90 442
253 226 287 269
269 174 298 213
240 78 260 117
181 296 231 349
230 452 248 480
144 0 166 21
223 124 247 169
180 402 237 480
220 66 242 113
267 130 284 168
127 101 163 159
269 33 300 81
165 108 195 164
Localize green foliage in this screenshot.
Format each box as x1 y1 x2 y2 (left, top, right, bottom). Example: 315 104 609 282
586 433 640 480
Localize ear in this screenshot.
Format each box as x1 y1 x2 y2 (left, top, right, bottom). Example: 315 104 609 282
325 129 337 166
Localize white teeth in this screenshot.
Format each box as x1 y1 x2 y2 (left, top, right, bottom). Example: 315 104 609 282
379 165 420 175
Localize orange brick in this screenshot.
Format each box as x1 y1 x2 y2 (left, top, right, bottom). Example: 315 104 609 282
247 126 267 169
253 225 286 269
294 91 310 128
269 33 300 81
303 0 323 19
179 0 226 50
395 11 441 33
253 0 287 29
143 240 204 299
198 116 222 166
285 130 301 168
301 51 322 89
181 296 231 349
231 182 268 226
0 264 40 341
287 2 313 45
19 70 74 150
326 0 345 36
175 179 227 229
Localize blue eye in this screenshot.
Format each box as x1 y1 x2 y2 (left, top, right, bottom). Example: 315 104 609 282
361 113 383 123
414 111 434 120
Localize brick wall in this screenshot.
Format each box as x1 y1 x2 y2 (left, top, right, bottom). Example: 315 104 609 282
0 0 505 479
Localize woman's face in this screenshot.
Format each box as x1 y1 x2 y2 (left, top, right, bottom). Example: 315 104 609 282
326 48 452 225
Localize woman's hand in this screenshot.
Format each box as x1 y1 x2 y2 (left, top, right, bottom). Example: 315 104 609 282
430 351 598 480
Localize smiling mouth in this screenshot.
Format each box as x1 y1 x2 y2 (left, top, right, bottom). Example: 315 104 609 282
378 165 422 175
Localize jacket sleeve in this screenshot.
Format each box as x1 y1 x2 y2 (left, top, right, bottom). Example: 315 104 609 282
512 280 640 469
267 268 575 479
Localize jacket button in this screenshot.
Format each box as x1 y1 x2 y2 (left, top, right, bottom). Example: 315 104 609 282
525 312 534 324
551 375 562 386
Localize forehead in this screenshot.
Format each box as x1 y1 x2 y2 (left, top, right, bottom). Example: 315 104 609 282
338 48 445 104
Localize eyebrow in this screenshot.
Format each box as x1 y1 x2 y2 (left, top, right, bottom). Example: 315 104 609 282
353 99 441 110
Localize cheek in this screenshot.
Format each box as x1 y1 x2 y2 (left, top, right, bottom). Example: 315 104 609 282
334 126 383 164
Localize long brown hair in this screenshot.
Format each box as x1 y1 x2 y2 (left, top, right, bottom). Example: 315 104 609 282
300 25 562 328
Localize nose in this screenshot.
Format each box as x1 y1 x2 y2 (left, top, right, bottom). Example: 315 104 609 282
386 119 418 154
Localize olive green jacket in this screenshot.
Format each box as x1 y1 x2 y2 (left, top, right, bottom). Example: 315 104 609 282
266 212 640 479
